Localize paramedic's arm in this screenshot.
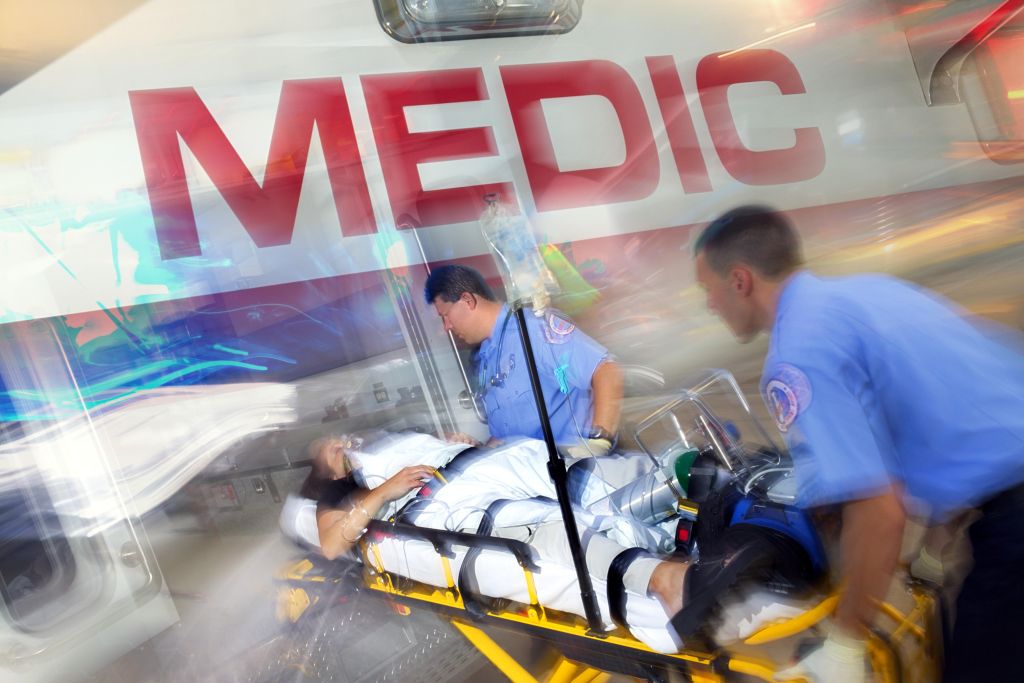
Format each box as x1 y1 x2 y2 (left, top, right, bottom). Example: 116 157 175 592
558 321 620 438
316 465 435 560
836 488 906 636
767 332 896 637
590 360 623 435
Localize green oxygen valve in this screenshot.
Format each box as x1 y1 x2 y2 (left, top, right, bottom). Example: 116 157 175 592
673 448 700 497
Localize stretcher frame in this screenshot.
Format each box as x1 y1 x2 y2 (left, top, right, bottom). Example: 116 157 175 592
277 516 942 683
278 301 942 681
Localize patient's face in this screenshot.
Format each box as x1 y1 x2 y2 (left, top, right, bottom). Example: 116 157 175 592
320 439 350 479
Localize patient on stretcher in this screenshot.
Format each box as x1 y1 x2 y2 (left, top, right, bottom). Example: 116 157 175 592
280 431 824 653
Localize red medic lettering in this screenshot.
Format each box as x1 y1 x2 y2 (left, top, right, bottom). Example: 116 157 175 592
129 79 375 260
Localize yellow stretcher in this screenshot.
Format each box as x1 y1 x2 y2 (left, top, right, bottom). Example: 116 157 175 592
277 367 942 682
276 517 943 683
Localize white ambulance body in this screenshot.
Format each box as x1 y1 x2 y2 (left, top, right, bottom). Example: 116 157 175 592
0 0 1022 680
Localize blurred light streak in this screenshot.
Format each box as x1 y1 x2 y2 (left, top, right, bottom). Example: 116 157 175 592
213 343 249 356
0 359 271 421
193 303 348 337
0 383 297 519
719 22 816 58
898 1 946 17
248 352 297 365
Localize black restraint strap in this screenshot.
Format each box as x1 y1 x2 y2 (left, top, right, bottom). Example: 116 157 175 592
565 457 594 506
671 549 752 640
457 498 509 619
606 547 650 631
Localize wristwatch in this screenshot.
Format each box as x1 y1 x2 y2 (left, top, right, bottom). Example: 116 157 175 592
587 426 615 443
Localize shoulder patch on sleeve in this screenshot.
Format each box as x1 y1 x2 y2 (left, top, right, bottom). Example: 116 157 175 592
543 310 575 345
764 363 813 432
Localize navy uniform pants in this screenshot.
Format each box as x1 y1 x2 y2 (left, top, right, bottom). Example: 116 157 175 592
944 482 1024 682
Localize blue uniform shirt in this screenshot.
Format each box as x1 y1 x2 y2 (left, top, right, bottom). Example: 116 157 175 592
476 304 609 443
762 271 1024 521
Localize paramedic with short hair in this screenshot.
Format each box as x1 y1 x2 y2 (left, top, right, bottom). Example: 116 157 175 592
693 205 1024 683
424 264 622 457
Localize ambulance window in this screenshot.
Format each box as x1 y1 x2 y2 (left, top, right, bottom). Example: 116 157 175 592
0 485 76 631
960 17 1024 163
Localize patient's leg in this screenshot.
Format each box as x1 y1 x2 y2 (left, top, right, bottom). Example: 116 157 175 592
649 560 688 615
670 524 821 641
526 521 689 617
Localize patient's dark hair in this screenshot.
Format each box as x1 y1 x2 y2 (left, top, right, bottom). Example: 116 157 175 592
693 205 803 279
424 265 496 304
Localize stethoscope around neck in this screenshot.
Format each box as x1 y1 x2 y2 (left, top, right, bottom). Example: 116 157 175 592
475 306 572 427
481 308 515 392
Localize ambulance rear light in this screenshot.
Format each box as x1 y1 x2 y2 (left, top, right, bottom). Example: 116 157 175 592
373 0 582 43
960 23 1024 163
899 0 1024 163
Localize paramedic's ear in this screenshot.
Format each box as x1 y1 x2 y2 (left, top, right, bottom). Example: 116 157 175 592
729 266 754 298
462 292 477 309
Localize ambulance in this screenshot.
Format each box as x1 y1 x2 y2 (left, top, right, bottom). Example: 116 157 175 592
0 0 1021 680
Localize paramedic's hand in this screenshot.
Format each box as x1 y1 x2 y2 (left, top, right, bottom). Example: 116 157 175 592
446 432 481 446
565 438 612 458
377 466 436 502
775 630 867 683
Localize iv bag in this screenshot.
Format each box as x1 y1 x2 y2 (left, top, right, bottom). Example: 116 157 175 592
478 194 558 312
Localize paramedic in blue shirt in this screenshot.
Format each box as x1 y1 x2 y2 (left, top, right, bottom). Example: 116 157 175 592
425 264 622 456
693 205 1024 683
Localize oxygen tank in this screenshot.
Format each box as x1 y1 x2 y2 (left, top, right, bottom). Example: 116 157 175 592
478 193 558 313
587 449 700 524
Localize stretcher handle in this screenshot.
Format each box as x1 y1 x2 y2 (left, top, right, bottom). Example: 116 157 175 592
366 519 541 572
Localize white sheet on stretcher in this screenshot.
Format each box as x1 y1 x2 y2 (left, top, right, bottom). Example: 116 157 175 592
284 433 810 652
282 494 808 654
349 435 673 552
368 523 680 652
318 434 678 649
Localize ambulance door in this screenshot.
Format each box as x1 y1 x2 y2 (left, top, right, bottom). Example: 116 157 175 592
0 320 177 683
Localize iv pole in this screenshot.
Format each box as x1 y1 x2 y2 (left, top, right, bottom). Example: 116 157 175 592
478 193 603 633
512 300 604 633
